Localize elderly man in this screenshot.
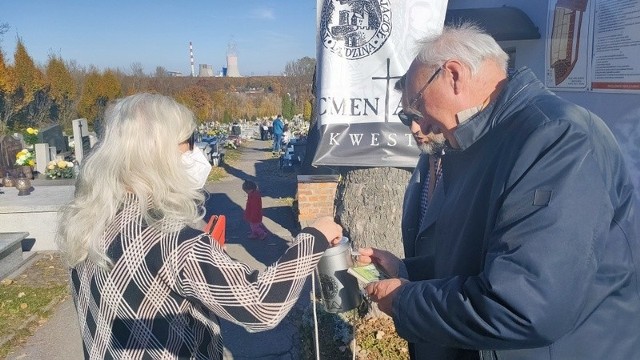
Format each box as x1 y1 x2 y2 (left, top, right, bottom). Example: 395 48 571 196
359 23 639 360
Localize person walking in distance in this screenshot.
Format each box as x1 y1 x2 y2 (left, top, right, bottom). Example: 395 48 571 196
242 180 268 240
261 120 269 140
271 114 284 153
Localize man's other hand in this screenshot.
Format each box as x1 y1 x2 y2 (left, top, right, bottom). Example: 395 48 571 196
365 278 408 316
357 247 404 278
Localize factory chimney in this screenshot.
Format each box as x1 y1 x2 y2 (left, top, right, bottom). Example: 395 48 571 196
189 41 195 77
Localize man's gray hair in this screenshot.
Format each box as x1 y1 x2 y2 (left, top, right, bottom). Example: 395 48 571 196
414 22 509 74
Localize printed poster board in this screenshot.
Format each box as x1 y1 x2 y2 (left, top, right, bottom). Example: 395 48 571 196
546 0 640 93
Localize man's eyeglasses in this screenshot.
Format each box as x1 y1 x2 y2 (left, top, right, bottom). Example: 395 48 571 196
397 67 442 126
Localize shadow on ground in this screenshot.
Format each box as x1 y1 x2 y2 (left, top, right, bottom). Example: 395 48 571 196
203 141 312 359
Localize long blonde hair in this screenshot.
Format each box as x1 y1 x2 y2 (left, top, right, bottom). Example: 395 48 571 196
56 93 205 268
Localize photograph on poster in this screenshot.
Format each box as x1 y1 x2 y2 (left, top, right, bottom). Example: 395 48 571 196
545 0 591 90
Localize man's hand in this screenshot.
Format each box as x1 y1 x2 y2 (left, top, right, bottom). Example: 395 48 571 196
357 247 404 278
365 278 409 316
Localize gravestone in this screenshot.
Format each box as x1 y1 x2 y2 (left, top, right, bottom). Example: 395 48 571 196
0 135 23 174
38 124 69 154
72 118 90 164
0 232 30 280
35 143 51 174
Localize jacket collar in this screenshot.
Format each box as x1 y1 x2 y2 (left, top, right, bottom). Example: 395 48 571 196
451 67 547 151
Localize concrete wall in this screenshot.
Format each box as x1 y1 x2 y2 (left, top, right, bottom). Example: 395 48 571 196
0 185 74 251
449 0 640 201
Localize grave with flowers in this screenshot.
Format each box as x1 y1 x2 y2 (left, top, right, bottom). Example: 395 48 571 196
44 160 75 180
0 119 99 270
0 128 75 255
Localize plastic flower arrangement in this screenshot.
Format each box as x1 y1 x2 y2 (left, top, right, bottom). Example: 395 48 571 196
45 160 75 179
15 149 36 167
208 128 228 137
223 140 237 150
23 127 39 145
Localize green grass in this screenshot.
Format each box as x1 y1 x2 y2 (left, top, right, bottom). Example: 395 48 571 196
206 147 241 183
223 147 241 163
297 304 409 360
0 255 69 358
277 197 295 207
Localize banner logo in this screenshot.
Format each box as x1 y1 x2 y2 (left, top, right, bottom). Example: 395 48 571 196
320 0 392 60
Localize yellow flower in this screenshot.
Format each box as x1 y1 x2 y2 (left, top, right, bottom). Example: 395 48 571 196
48 160 57 166
28 159 35 166
48 164 55 170
57 160 67 169
26 127 35 134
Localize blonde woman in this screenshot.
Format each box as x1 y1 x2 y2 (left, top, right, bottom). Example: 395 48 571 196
57 93 342 359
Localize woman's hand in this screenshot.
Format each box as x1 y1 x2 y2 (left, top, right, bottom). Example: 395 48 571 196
310 216 343 246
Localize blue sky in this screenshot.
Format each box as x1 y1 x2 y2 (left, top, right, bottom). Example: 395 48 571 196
1 0 318 76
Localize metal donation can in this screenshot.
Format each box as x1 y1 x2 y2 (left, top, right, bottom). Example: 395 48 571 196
316 236 362 313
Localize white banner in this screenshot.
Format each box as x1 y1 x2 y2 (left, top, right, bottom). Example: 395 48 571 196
312 0 449 167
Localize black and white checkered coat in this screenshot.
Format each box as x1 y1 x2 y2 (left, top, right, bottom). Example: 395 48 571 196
70 195 328 359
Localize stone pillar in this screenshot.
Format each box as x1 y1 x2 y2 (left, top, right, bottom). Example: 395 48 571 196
34 143 50 175
296 175 340 229
72 118 89 164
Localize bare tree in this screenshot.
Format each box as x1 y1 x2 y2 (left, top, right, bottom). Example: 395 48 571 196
283 57 316 78
154 66 168 78
128 62 145 93
0 22 9 42
282 57 316 114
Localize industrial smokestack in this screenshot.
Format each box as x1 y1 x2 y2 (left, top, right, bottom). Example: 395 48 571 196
189 41 195 77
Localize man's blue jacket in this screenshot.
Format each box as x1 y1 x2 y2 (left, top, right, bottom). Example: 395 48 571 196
398 68 639 360
272 117 284 136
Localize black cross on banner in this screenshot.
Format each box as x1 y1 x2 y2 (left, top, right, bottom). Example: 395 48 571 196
371 58 403 123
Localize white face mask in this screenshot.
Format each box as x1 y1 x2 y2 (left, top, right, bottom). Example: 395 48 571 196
181 146 212 189
455 105 483 125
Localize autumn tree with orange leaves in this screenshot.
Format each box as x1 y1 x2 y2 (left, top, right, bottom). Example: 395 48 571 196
0 32 313 134
77 68 122 128
46 55 78 130
0 39 46 131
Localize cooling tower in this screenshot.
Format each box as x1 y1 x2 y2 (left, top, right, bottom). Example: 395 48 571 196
199 64 214 77
226 42 241 77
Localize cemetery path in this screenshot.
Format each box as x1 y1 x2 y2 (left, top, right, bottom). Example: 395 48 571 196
6 138 307 360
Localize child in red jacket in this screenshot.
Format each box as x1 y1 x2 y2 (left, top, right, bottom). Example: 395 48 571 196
242 180 269 240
